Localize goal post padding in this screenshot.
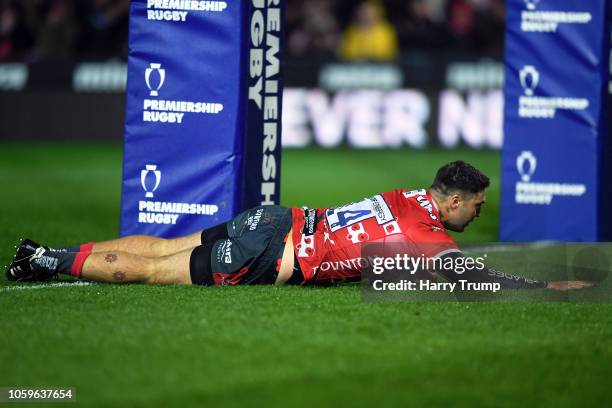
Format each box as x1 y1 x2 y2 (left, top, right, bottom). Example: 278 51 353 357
120 0 284 238
501 0 612 241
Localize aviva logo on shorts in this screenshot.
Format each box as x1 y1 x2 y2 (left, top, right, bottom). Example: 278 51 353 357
217 239 233 264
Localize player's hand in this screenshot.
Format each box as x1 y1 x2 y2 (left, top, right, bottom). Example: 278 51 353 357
546 281 595 291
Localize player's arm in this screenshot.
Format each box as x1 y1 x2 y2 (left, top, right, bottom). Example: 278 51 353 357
435 251 593 290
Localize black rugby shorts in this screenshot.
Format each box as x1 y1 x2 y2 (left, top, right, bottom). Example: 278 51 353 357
189 205 292 285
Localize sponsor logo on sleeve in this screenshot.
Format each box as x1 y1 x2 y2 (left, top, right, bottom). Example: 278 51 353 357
402 189 427 198
403 190 438 221
416 195 438 221
302 208 319 236
370 195 394 225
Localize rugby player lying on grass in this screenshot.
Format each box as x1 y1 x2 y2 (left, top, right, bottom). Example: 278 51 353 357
5 161 592 291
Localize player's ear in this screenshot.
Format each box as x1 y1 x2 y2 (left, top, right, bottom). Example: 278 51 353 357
449 194 462 210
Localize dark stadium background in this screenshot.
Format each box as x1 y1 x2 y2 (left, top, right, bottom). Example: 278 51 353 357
1 1 610 407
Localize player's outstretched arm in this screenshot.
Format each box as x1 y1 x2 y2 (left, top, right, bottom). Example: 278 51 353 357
436 252 594 290
545 281 594 291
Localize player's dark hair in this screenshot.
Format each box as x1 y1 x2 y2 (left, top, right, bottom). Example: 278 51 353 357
430 161 490 196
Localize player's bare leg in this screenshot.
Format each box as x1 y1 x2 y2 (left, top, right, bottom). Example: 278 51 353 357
89 230 202 258
81 249 192 285
5 238 193 284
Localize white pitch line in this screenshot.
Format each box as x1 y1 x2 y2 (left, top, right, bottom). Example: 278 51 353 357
0 281 96 292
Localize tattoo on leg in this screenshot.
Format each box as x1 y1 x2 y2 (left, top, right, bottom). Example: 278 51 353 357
112 271 126 282
105 254 118 263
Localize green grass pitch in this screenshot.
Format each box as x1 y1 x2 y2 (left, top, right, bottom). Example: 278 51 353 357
1 142 611 407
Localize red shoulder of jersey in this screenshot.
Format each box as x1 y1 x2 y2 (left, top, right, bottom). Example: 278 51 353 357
393 189 459 258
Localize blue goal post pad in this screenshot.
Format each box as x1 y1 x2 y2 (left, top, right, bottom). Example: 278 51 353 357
501 0 612 241
120 0 284 238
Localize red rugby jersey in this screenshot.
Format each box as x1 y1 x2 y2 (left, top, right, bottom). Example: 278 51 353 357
290 189 459 284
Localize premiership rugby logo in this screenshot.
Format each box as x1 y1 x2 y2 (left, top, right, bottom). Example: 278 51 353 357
142 62 224 124
145 63 165 97
520 0 592 32
518 65 588 119
515 151 586 205
516 151 536 182
141 164 162 198
137 163 219 225
146 1 228 23
519 66 538 97
248 0 282 206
